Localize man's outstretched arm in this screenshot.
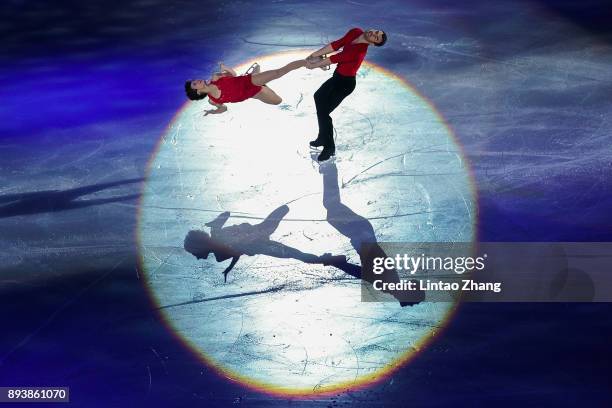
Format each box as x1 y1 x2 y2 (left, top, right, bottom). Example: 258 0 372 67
309 44 334 59
309 27 361 59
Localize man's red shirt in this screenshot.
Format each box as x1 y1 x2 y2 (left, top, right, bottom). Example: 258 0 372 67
329 28 369 77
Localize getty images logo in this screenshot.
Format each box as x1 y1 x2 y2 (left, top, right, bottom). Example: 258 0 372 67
372 253 487 275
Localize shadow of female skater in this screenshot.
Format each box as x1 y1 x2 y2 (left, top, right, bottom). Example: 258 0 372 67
184 205 347 282
320 162 424 306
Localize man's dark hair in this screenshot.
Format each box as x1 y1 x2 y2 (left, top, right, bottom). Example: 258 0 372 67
376 31 388 47
185 80 207 101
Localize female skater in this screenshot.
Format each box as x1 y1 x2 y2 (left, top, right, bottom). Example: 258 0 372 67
184 60 306 115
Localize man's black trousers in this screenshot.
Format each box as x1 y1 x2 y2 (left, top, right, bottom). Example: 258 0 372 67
314 71 356 149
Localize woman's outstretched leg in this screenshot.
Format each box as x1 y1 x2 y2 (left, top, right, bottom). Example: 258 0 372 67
251 60 306 86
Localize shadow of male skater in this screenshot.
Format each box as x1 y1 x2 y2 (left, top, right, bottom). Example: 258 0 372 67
184 205 347 282
0 178 143 218
320 162 424 306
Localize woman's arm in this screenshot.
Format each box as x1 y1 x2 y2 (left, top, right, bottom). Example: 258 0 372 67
204 101 228 115
219 62 237 77
222 256 240 282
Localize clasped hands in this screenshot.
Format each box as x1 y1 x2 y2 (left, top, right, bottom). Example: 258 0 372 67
306 55 329 70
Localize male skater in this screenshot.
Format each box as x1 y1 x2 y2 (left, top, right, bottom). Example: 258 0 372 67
306 28 387 161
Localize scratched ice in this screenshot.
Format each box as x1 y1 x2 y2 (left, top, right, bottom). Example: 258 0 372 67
138 53 475 392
